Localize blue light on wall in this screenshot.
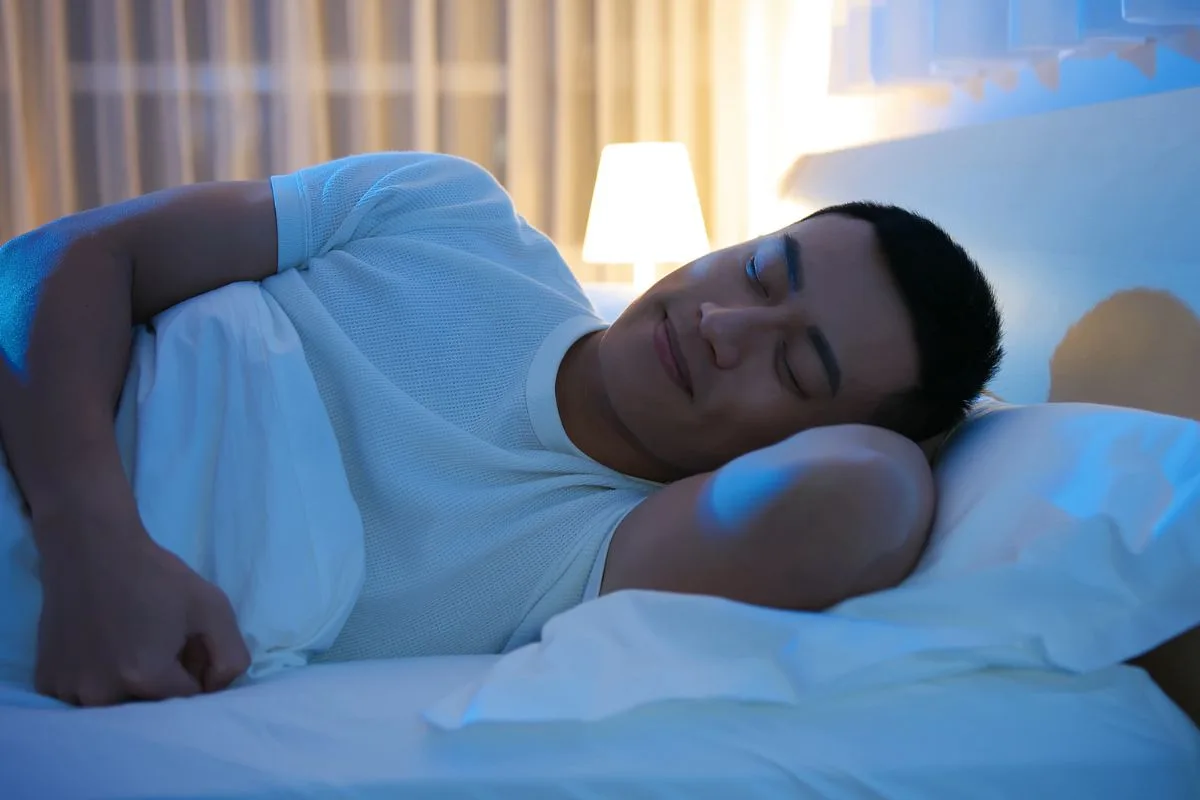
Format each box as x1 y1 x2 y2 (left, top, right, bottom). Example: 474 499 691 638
829 0 1200 132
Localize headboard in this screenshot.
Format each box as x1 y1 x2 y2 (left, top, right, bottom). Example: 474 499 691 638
781 87 1200 420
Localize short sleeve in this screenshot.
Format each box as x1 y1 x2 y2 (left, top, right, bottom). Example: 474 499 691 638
269 151 515 273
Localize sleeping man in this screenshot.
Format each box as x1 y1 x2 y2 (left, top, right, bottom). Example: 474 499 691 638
0 151 1003 707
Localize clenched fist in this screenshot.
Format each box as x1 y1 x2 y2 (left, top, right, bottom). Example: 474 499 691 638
33 505 250 707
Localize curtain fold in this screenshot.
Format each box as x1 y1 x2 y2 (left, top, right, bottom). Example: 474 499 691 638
0 0 766 280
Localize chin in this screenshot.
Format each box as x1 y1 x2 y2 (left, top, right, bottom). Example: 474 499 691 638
599 331 674 444
599 323 653 416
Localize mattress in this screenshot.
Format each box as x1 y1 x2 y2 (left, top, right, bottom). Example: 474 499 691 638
1 654 1197 799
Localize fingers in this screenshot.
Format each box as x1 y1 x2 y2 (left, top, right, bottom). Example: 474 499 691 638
37 663 202 707
192 595 252 693
34 654 126 707
125 662 203 702
73 683 126 708
199 632 251 693
180 634 211 684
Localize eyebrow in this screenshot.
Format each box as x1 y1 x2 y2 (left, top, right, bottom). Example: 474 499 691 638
808 326 842 397
783 233 803 293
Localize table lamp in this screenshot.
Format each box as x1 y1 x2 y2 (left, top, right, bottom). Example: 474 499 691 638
582 142 710 293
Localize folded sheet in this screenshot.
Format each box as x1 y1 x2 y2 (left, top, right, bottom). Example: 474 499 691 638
424 589 1054 728
0 283 365 688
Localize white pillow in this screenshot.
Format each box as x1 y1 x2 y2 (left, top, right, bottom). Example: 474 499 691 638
843 400 1200 671
425 401 1200 727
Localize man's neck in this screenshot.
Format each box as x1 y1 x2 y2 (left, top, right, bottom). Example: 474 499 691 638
555 331 673 483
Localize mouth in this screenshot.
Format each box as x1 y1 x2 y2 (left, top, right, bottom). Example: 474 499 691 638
653 312 694 398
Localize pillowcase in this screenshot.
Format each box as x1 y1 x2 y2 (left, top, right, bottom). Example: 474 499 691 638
844 400 1200 672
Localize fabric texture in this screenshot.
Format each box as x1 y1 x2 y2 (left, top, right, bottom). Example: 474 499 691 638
262 151 657 659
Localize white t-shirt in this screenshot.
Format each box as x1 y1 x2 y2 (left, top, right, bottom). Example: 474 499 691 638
261 152 658 659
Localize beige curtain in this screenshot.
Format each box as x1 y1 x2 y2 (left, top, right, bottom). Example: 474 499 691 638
0 0 764 283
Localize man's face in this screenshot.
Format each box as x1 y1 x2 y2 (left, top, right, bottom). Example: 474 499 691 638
598 213 920 477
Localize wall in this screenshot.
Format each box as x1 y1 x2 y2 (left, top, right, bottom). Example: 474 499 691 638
782 87 1200 412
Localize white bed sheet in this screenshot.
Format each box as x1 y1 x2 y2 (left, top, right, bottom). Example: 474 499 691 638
1 655 1197 799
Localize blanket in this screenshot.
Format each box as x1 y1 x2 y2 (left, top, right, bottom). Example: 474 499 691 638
0 283 364 690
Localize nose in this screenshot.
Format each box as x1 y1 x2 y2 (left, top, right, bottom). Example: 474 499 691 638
698 302 778 370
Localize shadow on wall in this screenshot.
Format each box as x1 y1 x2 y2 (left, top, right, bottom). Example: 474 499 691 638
1048 288 1200 421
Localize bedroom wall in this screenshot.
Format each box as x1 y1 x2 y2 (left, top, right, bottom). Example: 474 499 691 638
782 87 1200 415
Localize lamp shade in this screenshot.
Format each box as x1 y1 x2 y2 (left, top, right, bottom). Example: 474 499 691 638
582 142 709 268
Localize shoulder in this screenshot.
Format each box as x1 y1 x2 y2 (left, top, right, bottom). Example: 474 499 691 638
600 425 935 610
278 151 511 218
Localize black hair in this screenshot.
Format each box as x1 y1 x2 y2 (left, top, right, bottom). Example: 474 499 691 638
804 202 1004 441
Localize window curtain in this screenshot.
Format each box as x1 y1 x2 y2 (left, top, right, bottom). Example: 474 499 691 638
0 0 785 282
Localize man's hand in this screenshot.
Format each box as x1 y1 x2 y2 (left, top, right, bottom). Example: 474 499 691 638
33 504 250 707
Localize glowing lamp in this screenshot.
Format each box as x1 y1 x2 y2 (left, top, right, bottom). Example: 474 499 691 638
582 142 709 293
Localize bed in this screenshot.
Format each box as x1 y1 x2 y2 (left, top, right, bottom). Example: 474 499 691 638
1 652 1195 799
4 91 1200 800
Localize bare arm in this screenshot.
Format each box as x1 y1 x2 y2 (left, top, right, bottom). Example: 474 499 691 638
601 425 935 610
0 181 277 520
0 181 278 704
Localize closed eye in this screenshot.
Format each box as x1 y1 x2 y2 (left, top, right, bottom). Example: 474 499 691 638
745 255 768 297
776 342 807 398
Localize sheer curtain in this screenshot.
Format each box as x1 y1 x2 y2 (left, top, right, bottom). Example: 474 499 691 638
0 0 784 282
